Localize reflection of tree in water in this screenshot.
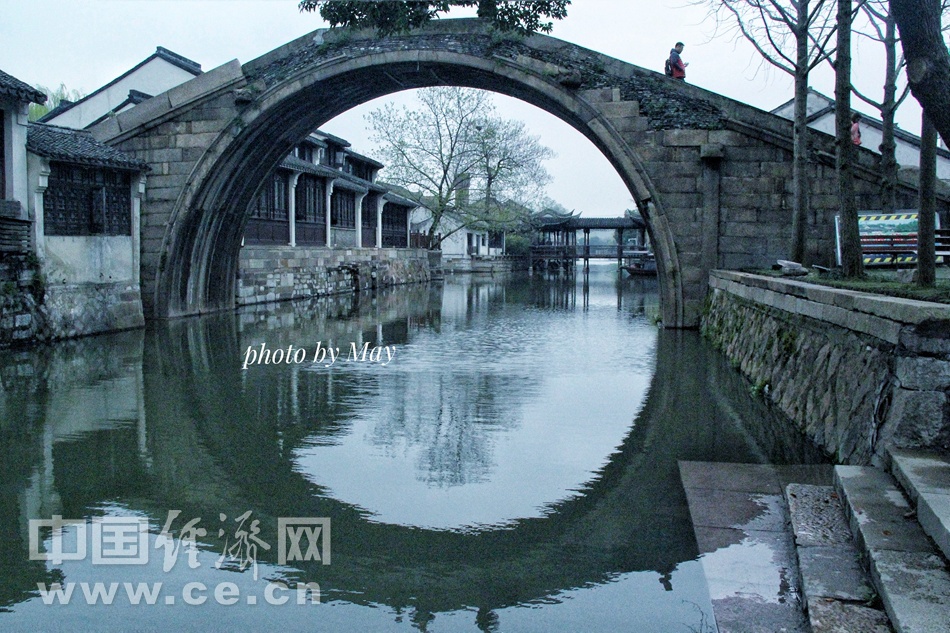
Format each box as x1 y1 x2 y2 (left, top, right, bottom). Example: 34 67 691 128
366 370 529 487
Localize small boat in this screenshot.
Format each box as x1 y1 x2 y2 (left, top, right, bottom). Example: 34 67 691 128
622 252 657 277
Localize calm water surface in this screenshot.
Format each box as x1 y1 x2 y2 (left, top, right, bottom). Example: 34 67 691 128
0 270 822 632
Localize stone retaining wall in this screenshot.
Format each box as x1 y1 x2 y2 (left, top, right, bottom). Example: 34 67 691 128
701 270 950 465
237 246 429 306
0 251 145 347
0 253 42 345
40 282 144 340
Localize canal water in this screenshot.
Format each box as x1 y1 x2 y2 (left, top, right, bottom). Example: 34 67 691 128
0 269 824 632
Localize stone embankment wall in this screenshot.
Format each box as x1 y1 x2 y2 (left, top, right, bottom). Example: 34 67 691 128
0 253 143 347
237 246 429 306
702 271 950 465
0 253 43 345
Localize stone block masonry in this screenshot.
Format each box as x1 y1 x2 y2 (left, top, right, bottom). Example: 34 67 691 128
702 271 950 465
236 246 430 306
0 253 144 347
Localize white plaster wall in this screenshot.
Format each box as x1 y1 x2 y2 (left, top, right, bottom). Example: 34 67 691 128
2 97 30 213
810 114 950 179
441 229 468 258
773 93 834 119
44 59 197 129
410 208 491 259
43 236 135 284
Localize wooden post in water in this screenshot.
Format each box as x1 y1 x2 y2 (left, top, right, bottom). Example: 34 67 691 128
617 228 625 269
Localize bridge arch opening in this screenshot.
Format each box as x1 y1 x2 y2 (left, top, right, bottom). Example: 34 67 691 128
157 22 683 323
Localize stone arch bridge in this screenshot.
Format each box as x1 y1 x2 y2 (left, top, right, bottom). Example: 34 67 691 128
90 19 917 327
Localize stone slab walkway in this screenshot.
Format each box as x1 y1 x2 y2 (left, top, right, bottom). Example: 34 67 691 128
679 461 831 633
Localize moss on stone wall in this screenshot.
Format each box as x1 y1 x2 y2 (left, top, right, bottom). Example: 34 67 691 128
702 289 894 464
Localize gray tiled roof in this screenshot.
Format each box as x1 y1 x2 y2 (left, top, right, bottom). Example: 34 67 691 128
27 123 148 170
279 155 386 192
0 68 46 104
382 190 418 208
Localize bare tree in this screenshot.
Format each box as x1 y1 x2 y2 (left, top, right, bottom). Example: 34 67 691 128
696 0 837 263
837 0 865 277
852 1 911 214
367 87 553 248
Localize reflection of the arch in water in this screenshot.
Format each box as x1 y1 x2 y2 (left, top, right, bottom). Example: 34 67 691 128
0 275 824 624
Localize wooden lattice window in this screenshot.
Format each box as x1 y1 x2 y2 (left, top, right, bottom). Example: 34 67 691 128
295 175 325 224
382 203 408 232
381 202 409 247
361 195 377 228
295 144 314 163
250 171 289 221
44 162 132 236
331 190 355 228
352 162 374 181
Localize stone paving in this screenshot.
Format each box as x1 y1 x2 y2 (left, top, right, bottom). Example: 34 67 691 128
679 461 829 633
785 483 892 632
891 450 950 562
680 460 950 632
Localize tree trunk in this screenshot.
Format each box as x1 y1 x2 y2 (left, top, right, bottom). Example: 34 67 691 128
891 0 950 147
838 0 864 277
790 0 811 263
879 13 899 214
918 112 937 287
427 212 442 249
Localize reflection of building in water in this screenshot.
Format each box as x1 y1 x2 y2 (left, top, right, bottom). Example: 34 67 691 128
0 330 147 609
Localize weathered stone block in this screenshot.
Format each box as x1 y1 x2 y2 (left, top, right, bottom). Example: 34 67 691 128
895 356 950 391
662 129 709 146
176 133 221 149
599 101 640 119
884 388 950 449
167 59 244 109
147 148 184 163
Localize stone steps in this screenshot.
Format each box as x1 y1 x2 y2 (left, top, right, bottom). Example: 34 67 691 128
784 483 891 632
835 464 950 633
890 450 950 562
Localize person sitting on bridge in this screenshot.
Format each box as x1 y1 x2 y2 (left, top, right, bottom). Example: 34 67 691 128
851 112 862 146
669 42 689 81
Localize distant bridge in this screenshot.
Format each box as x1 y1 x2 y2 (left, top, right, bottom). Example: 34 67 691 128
531 214 649 269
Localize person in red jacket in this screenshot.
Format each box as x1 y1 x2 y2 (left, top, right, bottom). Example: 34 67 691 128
670 42 689 80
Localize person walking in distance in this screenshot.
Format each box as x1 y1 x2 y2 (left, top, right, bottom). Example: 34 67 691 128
669 42 689 80
851 113 862 146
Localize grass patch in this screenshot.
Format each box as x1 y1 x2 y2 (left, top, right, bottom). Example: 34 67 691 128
751 269 950 304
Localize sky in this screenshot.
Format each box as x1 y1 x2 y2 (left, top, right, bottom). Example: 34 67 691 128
0 0 920 217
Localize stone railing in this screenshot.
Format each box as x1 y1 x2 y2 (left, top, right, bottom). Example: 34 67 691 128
702 270 950 465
